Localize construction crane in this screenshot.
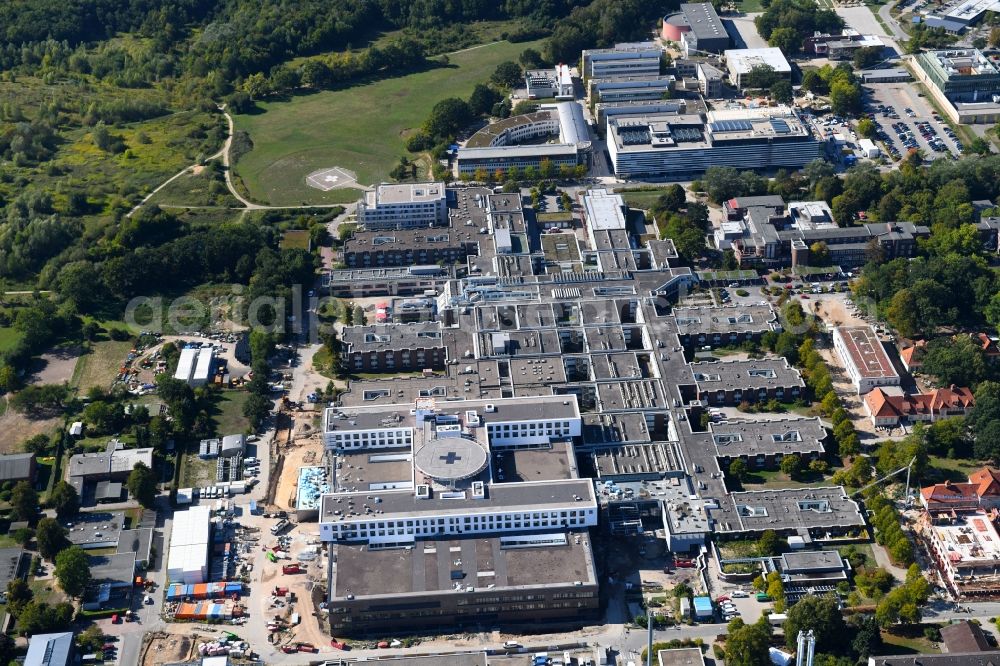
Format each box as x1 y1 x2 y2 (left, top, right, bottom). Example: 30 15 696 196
850 456 917 506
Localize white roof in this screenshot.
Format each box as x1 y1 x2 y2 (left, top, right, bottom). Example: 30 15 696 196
194 347 214 380
167 506 211 583
724 47 792 74
174 347 198 382
582 189 627 231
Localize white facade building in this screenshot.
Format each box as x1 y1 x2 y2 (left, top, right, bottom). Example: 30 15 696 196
833 326 901 394
357 183 448 230
583 43 663 79
724 48 792 88
319 396 592 544
320 479 597 544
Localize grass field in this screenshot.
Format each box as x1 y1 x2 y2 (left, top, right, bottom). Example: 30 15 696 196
233 39 544 205
880 628 940 655
71 340 135 392
280 230 311 251
927 454 983 482
0 327 22 354
210 391 251 435
618 188 673 210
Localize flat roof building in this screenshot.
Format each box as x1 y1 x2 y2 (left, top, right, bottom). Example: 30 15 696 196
916 49 1000 101
581 189 627 250
65 511 125 549
606 106 820 179
327 531 599 633
525 64 574 99
713 487 866 539
357 183 448 231
691 357 805 406
708 417 826 469
925 512 1000 597
658 647 706 666
914 49 1000 124
673 304 778 347
833 326 900 395
591 76 675 103
456 143 580 177
777 550 849 587
582 42 663 80
724 48 792 88
789 201 836 230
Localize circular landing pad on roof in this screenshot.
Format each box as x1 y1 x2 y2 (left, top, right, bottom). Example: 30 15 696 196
414 439 489 482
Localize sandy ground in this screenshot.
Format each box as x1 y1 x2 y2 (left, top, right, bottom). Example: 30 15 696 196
0 405 62 453
812 295 869 329
142 633 194 666
273 434 324 511
31 346 82 385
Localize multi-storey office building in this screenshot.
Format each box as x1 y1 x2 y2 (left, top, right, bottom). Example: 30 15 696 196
357 183 448 230
606 106 820 179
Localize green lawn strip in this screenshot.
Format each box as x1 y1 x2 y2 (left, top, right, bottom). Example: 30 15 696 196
0 327 23 354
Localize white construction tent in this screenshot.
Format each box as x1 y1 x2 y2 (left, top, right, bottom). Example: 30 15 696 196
167 505 211 583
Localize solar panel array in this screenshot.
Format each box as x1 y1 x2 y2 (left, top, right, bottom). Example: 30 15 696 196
620 128 651 145
672 128 703 142
770 118 790 133
710 119 753 132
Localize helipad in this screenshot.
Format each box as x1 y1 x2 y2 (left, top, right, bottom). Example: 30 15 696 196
414 437 489 482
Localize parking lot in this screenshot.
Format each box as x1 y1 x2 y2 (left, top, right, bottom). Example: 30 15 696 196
866 82 963 159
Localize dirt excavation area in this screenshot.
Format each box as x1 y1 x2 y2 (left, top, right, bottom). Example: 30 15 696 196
811 294 869 329
273 433 324 511
142 632 197 666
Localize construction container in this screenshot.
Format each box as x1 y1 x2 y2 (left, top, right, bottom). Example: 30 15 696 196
167 582 243 601
174 600 238 620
